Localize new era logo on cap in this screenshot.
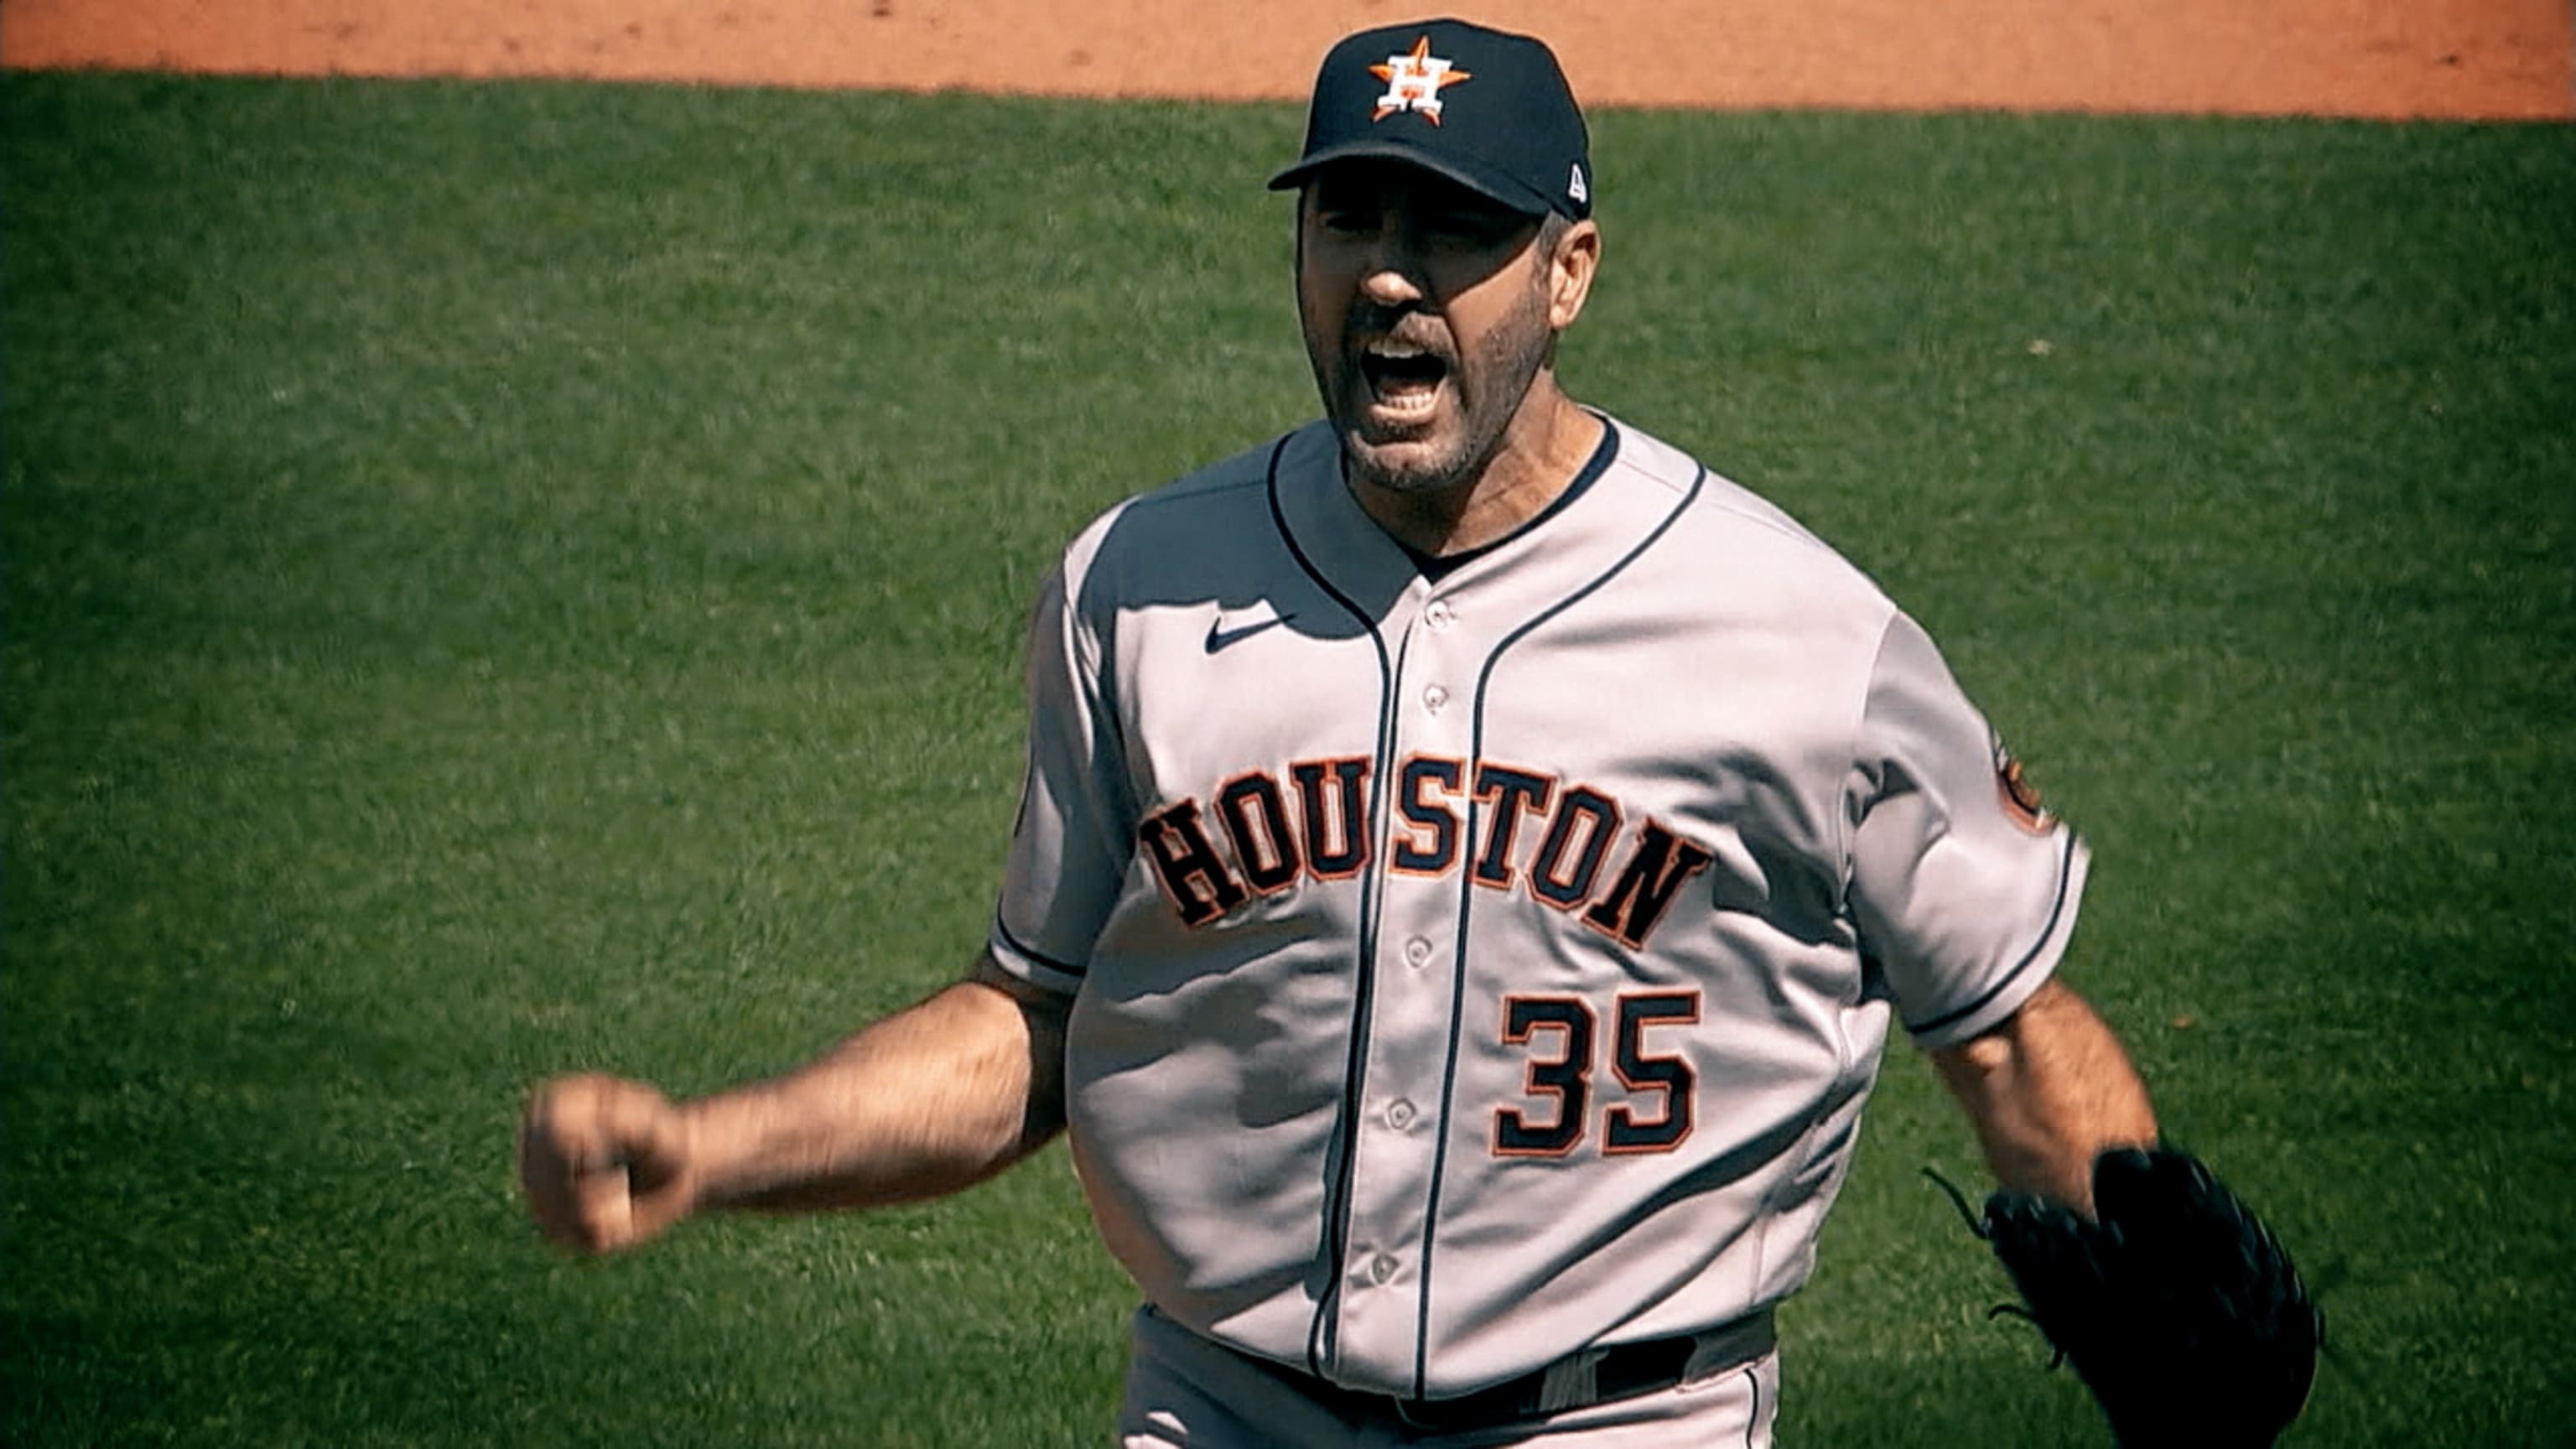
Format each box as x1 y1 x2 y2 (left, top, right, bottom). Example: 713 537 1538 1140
1270 18 1593 221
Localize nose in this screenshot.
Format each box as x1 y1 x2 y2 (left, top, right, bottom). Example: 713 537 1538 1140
1359 252 1426 309
1355 222 1428 309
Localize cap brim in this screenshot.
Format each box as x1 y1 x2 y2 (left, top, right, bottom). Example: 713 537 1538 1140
1266 141 1553 217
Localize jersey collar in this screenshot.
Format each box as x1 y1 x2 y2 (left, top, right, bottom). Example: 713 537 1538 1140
1270 415 1682 618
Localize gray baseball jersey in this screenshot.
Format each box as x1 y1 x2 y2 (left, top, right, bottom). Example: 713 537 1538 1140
988 415 2086 1401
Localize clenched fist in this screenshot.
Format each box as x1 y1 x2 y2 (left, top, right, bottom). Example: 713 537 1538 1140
517 1074 699 1254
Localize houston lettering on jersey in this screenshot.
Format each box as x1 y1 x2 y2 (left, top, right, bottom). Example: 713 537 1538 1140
1136 755 1717 949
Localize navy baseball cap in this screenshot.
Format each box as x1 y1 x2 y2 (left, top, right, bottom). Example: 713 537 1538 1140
1268 18 1592 221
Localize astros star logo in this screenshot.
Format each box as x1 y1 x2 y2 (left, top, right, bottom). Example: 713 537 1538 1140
1370 35 1472 124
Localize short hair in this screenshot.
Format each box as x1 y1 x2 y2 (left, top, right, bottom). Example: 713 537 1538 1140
1533 210 1572 276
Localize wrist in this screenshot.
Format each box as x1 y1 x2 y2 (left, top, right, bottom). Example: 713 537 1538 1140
670 1093 746 1211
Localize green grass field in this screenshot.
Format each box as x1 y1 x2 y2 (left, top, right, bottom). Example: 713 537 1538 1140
4 70 2570 1445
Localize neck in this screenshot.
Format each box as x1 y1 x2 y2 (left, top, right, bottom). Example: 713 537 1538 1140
1345 379 1604 558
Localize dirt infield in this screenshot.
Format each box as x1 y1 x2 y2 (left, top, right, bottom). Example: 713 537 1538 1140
4 0 2569 119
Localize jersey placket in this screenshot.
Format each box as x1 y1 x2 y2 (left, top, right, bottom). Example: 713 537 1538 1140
1328 574 1478 1394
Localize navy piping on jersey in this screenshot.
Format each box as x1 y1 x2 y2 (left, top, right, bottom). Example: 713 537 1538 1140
1398 420 1620 581
1743 1362 1762 1447
1259 430 1409 1381
1903 830 2080 1040
992 915 1087 981
1410 441 1706 1400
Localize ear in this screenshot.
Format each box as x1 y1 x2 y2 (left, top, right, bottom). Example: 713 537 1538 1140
1546 219 1602 331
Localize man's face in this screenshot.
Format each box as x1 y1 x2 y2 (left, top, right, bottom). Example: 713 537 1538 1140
1296 163 1557 496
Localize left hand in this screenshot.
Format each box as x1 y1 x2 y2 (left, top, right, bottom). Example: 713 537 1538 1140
1970 1147 2322 1446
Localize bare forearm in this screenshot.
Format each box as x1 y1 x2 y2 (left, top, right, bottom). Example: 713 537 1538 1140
1932 979 2158 1213
683 969 1067 1213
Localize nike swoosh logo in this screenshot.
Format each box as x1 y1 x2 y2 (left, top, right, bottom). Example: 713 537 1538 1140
1205 611 1296 653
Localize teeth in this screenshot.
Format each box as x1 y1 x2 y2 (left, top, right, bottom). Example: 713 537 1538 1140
1359 335 1441 418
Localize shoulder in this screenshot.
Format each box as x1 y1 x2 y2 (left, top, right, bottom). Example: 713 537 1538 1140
1606 416 1898 630
1607 418 1846 557
1056 425 1318 590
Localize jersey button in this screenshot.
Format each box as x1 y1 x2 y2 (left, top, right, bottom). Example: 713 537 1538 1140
1423 683 1449 714
1403 937 1432 968
1369 1254 1400 1285
1387 1099 1417 1130
1425 600 1455 630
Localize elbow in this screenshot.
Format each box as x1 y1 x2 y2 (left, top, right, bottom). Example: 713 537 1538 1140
1938 1023 2018 1081
1929 979 2066 1096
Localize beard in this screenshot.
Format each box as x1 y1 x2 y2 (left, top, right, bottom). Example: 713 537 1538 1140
1306 268 1557 497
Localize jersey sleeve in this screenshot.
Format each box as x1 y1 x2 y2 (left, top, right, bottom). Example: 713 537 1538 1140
986 553 1132 997
1844 611 2090 1050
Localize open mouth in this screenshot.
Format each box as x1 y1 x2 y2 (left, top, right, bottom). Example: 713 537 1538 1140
1359 340 1450 415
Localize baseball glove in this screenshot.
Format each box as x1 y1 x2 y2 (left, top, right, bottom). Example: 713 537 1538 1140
1934 1146 2321 1447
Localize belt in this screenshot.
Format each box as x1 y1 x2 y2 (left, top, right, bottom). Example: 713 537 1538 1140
1259 1309 1775 1436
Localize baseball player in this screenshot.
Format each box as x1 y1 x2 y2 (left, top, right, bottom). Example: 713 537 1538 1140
522 19 2316 1446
